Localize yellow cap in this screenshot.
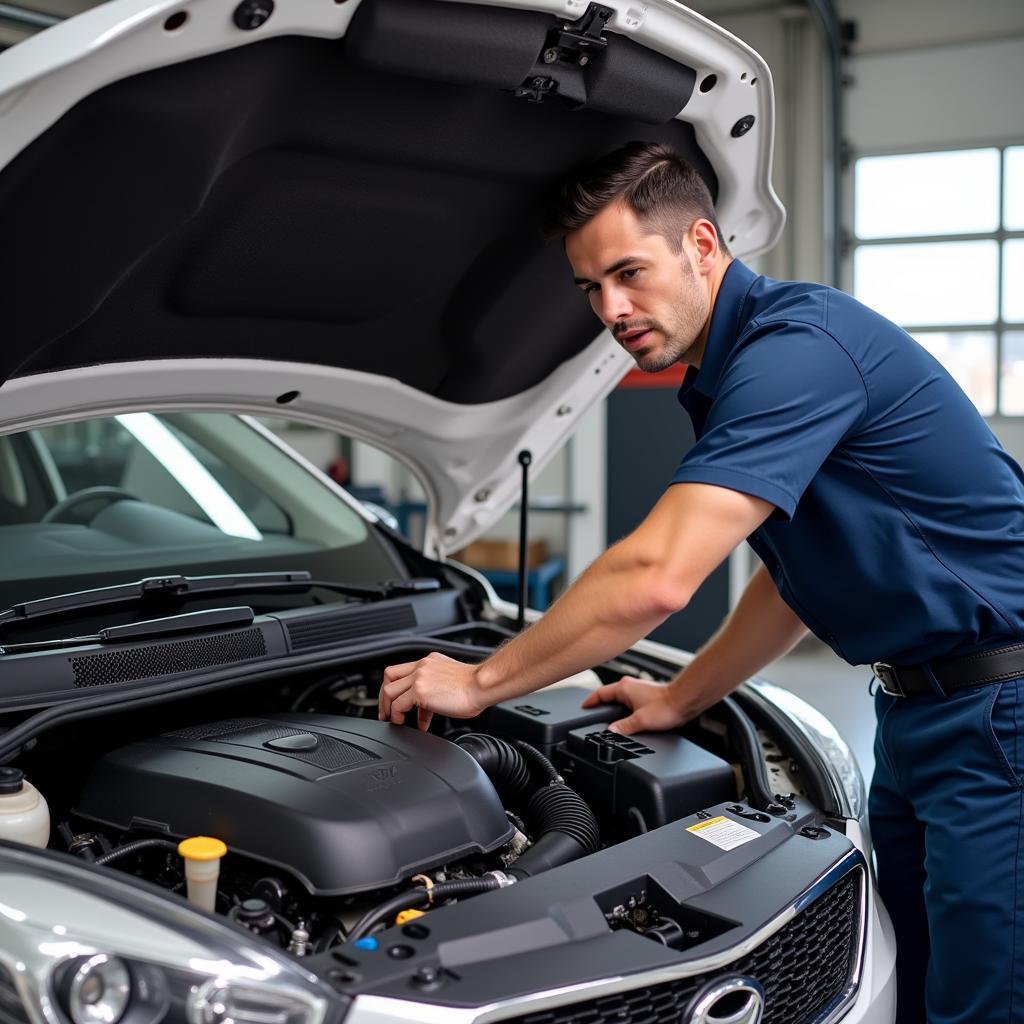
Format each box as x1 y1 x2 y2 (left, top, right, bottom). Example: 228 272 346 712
178 836 227 861
395 908 425 925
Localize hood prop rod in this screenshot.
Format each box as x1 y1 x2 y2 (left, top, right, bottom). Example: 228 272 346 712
516 450 532 632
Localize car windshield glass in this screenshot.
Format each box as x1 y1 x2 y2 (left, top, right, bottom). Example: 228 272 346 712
0 411 401 607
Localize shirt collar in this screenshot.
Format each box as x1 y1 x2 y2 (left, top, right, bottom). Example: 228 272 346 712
678 259 760 402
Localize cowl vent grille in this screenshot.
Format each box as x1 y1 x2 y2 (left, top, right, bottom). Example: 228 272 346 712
71 628 267 687
287 605 416 650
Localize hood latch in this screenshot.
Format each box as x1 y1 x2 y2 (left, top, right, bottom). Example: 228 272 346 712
515 3 614 106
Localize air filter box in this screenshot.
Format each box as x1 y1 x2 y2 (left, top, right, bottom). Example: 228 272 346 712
486 685 623 756
563 724 737 836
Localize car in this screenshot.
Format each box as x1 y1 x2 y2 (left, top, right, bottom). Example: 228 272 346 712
0 2 896 1024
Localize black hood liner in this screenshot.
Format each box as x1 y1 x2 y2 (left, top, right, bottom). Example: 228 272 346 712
1 2 714 403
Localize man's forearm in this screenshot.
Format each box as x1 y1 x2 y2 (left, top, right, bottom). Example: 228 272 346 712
470 484 774 708
378 484 775 726
666 563 808 718
473 535 682 703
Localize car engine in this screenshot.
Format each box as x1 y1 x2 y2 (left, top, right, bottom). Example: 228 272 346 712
49 677 753 954
74 715 517 897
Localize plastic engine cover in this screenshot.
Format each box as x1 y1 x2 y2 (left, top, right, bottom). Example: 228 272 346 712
74 714 514 895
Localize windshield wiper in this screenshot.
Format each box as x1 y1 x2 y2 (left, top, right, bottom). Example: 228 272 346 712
0 571 440 634
0 606 256 654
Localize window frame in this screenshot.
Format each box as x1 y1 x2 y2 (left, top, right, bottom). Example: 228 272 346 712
845 141 1024 416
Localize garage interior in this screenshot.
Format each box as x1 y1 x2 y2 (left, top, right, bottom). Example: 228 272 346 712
2 0 1023 789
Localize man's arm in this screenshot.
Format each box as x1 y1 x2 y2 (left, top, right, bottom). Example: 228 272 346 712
379 482 772 726
581 561 808 734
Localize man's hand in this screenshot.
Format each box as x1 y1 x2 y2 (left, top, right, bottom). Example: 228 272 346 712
581 676 691 735
378 652 484 731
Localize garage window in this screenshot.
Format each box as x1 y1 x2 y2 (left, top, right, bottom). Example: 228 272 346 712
852 146 1024 415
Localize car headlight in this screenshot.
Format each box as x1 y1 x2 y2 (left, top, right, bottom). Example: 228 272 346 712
744 678 867 823
0 844 338 1024
66 956 131 1024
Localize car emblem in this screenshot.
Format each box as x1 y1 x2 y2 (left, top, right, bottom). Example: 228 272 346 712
685 975 764 1024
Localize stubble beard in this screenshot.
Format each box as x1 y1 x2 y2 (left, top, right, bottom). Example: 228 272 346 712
631 261 708 373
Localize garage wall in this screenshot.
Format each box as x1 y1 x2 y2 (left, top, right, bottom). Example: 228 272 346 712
838 0 1024 460
695 3 829 288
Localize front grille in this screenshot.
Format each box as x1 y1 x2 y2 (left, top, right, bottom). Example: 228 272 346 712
71 628 267 687
507 870 861 1024
0 963 30 1024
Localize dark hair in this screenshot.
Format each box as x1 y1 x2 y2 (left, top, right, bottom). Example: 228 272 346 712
542 141 729 256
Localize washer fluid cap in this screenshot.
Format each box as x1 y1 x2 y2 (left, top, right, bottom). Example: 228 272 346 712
0 767 24 795
265 733 318 751
178 836 228 861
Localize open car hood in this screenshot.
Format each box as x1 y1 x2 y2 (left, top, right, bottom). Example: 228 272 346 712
0 0 783 554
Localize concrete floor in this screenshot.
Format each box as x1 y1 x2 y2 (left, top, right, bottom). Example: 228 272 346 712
757 643 878 786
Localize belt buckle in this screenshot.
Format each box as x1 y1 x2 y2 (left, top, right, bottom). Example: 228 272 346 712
872 661 905 697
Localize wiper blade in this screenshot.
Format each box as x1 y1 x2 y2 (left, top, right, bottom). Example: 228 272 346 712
0 571 440 633
0 607 256 655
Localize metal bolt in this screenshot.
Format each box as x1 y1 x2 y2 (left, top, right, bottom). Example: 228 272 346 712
444 527 457 537
731 114 756 138
233 0 274 30
474 489 491 502
578 53 590 66
543 47 559 63
557 404 572 416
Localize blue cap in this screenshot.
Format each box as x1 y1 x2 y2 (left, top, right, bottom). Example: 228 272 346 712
353 937 378 951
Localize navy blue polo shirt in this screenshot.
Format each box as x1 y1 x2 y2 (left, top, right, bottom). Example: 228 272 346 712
671 259 1024 666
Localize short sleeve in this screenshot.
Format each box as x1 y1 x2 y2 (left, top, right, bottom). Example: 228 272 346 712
670 321 868 520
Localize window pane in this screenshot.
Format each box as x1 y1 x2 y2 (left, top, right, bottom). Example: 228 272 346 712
854 241 999 327
1005 148 1024 230
1003 332 1024 414
855 149 1000 239
1004 239 1024 323
912 331 996 416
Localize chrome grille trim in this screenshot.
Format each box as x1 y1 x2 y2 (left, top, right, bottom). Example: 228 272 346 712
344 849 868 1024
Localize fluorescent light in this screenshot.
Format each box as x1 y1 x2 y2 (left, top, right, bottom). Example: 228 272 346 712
115 414 262 541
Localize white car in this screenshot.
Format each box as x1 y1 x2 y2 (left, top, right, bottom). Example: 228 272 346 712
0 3 896 1024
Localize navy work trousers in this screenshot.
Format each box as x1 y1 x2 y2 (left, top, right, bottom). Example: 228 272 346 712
870 679 1024 1023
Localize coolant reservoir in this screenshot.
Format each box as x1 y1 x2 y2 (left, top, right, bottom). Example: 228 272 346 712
0 767 50 847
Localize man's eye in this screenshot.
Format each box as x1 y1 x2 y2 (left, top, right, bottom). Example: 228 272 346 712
582 283 600 295
620 267 641 280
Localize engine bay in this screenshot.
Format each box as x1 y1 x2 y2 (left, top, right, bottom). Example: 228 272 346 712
3 629 816 960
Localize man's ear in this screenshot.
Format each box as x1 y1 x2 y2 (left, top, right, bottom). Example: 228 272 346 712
690 219 720 272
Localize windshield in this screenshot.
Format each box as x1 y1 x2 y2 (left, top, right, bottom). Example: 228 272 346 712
0 412 402 605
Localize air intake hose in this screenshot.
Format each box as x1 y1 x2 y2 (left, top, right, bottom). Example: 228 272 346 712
455 733 531 803
510 782 601 878
457 732 601 877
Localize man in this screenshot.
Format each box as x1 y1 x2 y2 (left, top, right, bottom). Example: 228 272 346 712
379 141 1024 1023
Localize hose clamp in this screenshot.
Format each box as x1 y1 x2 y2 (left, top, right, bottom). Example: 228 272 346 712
411 873 436 902
483 870 516 888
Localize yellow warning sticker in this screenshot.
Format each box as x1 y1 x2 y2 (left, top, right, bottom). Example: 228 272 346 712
686 815 760 851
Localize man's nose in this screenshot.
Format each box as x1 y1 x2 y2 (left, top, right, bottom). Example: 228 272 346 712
599 285 633 325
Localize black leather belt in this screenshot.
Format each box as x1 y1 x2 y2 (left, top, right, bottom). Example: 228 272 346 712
872 641 1024 697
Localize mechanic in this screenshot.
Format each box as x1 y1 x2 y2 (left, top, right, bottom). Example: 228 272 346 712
379 141 1024 1024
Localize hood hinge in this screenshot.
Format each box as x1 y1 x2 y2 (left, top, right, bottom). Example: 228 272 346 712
514 3 614 106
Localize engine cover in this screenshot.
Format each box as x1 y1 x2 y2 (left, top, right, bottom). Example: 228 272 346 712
74 714 514 895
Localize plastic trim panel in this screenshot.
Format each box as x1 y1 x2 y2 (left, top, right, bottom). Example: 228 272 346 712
344 850 867 1024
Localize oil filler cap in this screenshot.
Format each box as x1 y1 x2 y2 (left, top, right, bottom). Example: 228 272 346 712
265 733 319 752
